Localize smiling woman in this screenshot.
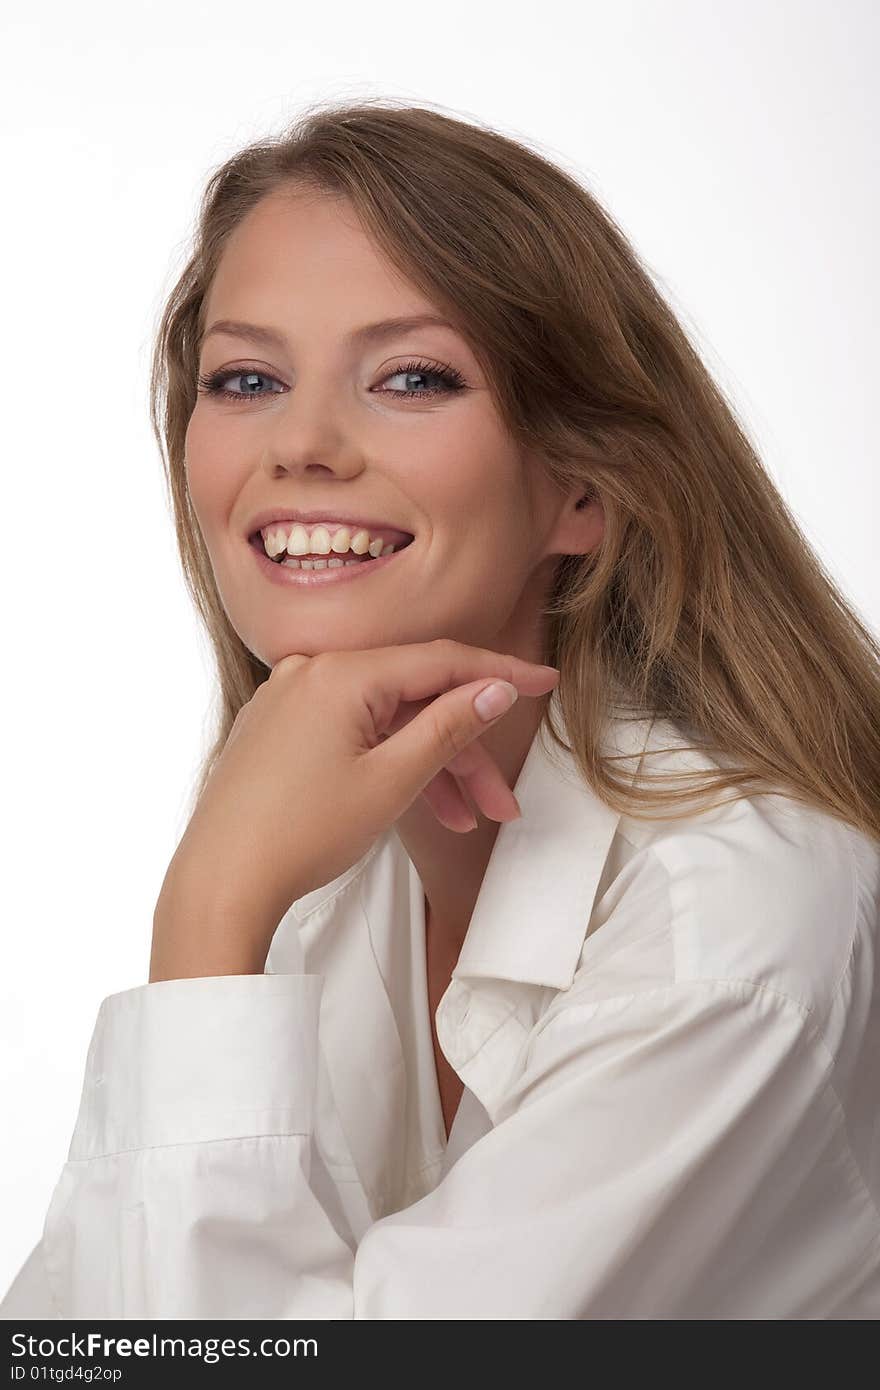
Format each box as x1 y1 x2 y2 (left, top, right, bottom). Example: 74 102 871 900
2 96 879 1321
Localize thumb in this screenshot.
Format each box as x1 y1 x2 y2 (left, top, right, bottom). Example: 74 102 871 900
371 679 520 811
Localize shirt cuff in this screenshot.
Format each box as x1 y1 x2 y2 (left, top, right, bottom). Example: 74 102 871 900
67 973 324 1160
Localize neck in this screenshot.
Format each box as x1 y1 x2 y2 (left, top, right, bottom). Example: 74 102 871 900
395 690 550 952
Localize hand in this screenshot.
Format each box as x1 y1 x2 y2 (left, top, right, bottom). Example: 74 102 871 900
150 640 560 980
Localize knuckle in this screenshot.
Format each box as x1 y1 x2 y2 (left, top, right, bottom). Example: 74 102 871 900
270 653 310 680
430 709 463 764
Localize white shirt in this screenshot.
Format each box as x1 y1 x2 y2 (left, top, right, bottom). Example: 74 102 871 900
2 691 879 1320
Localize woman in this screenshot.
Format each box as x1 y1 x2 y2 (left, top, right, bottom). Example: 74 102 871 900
3 98 878 1320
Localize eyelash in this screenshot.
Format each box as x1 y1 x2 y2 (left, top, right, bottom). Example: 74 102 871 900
195 358 467 403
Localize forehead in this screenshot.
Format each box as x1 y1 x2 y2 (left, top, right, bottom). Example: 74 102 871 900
205 188 426 318
200 189 481 370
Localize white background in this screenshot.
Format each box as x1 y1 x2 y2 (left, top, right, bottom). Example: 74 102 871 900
0 0 876 1293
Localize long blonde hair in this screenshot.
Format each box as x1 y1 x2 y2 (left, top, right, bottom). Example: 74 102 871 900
149 96 880 842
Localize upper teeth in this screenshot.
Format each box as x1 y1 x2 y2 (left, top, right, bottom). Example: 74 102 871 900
260 523 398 560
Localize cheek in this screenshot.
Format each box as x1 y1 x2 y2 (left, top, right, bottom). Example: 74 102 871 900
445 536 533 614
184 412 237 523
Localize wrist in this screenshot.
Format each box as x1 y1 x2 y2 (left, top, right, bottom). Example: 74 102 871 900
150 873 277 983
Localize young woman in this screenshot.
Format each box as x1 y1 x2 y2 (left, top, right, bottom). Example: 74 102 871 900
3 99 878 1320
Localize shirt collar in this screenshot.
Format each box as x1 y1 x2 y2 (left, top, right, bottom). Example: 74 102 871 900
292 689 656 994
445 689 655 991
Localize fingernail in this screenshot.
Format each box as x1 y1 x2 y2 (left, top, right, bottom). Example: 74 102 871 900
474 680 519 721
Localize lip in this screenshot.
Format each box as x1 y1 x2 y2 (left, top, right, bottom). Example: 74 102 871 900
248 534 414 587
245 508 414 548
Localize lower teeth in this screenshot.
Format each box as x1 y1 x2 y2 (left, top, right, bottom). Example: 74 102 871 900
278 555 376 570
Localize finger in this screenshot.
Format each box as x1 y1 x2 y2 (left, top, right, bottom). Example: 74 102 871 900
370 672 552 818
377 689 523 825
359 639 559 732
442 738 522 823
418 771 480 833
421 759 519 833
377 705 475 828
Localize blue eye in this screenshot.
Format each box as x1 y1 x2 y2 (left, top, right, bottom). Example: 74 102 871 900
196 358 467 403
196 369 285 401
378 360 467 398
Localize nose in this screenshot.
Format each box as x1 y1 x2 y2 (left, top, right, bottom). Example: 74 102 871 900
259 397 365 482
261 449 364 482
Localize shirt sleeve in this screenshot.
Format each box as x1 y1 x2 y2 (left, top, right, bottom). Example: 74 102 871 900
0 970 844 1319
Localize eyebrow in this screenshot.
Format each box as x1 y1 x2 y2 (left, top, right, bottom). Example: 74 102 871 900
201 314 458 351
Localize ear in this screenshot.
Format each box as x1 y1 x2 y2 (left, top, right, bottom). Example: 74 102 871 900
548 485 605 558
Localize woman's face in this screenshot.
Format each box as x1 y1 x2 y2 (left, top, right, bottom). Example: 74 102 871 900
185 186 601 668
